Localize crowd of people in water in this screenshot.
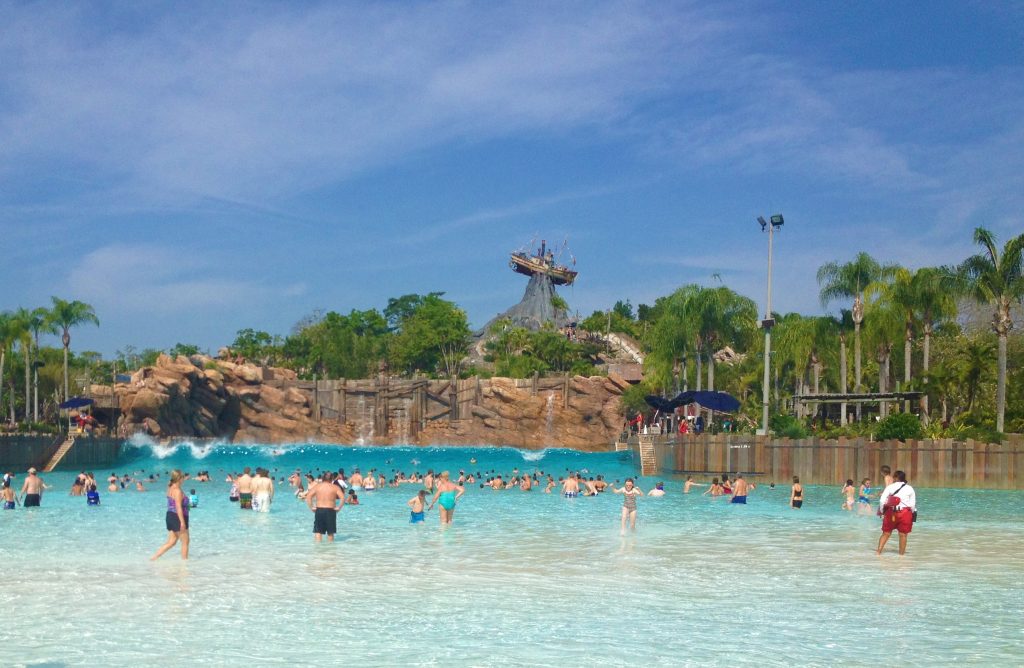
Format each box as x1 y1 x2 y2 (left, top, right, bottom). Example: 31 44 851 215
2 459 918 560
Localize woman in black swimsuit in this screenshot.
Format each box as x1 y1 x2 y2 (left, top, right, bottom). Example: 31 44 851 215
790 476 803 509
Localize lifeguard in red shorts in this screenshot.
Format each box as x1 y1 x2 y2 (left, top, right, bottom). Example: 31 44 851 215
877 470 916 556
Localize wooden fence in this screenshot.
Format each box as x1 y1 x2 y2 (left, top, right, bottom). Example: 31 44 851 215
265 373 574 441
627 433 1024 489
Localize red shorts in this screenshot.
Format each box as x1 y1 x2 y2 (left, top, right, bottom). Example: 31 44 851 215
882 508 913 534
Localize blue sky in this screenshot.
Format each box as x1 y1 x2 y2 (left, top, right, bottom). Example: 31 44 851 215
1 1 1022 357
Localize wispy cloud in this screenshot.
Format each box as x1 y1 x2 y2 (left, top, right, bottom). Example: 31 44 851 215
65 243 305 315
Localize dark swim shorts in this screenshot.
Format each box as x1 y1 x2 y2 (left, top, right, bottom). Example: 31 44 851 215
239 493 252 509
166 511 190 532
23 494 40 507
313 507 337 535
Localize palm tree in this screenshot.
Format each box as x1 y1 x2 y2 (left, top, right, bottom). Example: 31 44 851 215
27 307 51 422
882 268 917 413
818 253 893 420
956 227 1024 433
642 286 699 394
694 286 757 393
47 297 100 402
833 309 854 424
959 336 996 415
11 308 33 422
0 312 12 423
912 268 958 422
863 288 903 418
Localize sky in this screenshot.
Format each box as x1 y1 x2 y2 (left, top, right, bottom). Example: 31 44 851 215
1 1 1022 357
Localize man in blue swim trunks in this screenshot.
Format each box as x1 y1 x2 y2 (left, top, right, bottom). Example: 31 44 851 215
407 490 427 523
730 474 748 504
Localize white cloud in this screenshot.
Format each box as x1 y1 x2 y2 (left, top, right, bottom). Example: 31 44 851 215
64 243 296 315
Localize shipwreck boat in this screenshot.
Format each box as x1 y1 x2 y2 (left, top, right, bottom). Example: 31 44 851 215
509 239 578 286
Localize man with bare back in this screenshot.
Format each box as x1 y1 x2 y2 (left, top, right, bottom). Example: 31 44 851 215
307 471 345 542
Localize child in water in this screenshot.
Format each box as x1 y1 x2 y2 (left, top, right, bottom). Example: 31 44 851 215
188 489 199 509
408 489 427 523
347 489 359 505
86 484 101 506
2 480 17 509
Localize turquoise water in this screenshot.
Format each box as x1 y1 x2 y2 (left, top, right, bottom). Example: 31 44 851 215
2 441 1022 666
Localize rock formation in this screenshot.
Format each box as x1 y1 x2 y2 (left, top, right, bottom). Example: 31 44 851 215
96 354 352 443
96 354 627 450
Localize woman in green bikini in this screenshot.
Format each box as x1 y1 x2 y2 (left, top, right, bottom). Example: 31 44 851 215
428 471 465 525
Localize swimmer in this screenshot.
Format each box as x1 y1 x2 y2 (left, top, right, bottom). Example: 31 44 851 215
561 474 580 498
135 480 146 492
252 468 273 513
683 476 705 494
151 470 189 561
307 471 346 543
857 478 873 515
408 489 427 523
790 476 803 509
19 468 46 507
188 488 199 508
648 482 666 497
347 489 359 505
841 479 855 511
544 476 555 494
702 478 723 497
428 471 464 525
612 478 644 534
237 467 254 510
3 479 18 508
730 474 748 504
86 484 100 506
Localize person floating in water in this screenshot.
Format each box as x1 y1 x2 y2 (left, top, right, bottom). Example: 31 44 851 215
408 489 427 523
428 471 464 525
612 478 644 534
151 469 189 561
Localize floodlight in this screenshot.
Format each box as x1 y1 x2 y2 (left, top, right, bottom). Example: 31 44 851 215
757 216 767 232
770 214 784 227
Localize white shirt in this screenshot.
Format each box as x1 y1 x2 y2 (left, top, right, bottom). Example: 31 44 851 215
879 481 916 512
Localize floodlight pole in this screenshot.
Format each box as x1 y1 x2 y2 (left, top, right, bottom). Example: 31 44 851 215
759 216 780 436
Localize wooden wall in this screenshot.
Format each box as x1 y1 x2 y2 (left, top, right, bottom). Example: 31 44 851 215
638 433 1023 489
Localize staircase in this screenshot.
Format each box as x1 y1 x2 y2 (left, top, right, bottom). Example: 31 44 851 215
43 436 76 472
604 332 645 364
638 435 658 476
614 440 629 452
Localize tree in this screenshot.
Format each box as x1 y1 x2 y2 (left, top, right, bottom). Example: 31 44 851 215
231 329 274 363
818 253 893 417
169 343 202 358
384 292 445 330
47 298 99 402
955 227 1024 433
11 308 33 421
612 299 635 320
863 289 903 418
0 312 12 423
389 295 470 377
642 285 700 394
912 267 958 421
27 307 51 421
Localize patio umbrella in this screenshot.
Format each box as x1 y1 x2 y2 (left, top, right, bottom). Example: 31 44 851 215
59 397 94 410
670 390 740 413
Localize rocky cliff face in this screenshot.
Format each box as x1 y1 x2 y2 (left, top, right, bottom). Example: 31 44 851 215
99 354 351 443
420 375 627 451
98 355 627 450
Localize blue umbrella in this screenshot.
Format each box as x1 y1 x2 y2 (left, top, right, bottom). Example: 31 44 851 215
670 390 740 413
59 397 94 409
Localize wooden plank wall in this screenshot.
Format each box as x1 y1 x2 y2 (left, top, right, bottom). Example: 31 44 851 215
652 433 1023 489
272 374 575 442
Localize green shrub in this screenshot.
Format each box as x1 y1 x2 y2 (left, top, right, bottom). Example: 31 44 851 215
874 412 924 441
771 414 809 439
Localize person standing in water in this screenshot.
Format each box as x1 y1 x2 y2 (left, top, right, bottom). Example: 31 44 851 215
790 476 803 509
841 479 855 511
151 470 189 561
877 470 916 556
730 474 749 504
307 471 346 543
2 479 17 508
428 471 464 525
252 468 273 513
236 467 254 510
612 478 644 534
19 468 46 507
408 489 427 524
